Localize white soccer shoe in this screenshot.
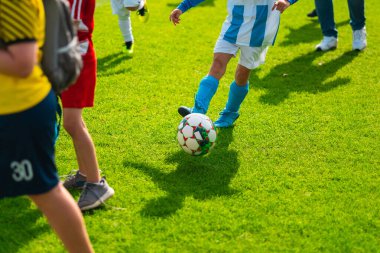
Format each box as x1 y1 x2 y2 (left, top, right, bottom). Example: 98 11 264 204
352 27 367 51
316 36 338 51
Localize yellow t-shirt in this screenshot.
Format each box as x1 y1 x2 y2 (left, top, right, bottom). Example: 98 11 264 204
0 0 51 115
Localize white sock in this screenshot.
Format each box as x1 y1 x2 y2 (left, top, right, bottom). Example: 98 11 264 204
118 14 133 42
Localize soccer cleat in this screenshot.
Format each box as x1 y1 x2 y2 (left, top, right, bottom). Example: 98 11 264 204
315 36 337 51
62 170 87 190
214 109 239 128
125 41 134 57
352 27 367 51
178 106 192 117
137 2 149 23
78 178 114 211
307 9 317 18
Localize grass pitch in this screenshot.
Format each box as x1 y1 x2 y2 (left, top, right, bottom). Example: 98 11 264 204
0 0 379 252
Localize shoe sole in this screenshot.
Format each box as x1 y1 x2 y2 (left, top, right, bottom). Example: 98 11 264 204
214 115 239 128
215 121 236 128
353 46 366 51
215 123 234 128
316 46 336 52
63 182 85 191
80 187 115 211
64 186 85 191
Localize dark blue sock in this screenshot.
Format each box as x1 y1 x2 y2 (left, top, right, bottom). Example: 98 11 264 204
193 75 219 114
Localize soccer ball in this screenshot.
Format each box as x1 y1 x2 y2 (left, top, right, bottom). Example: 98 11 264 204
177 113 217 156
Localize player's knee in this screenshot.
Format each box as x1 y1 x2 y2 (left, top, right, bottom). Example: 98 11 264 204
63 121 76 136
235 65 251 84
63 119 84 137
210 60 227 79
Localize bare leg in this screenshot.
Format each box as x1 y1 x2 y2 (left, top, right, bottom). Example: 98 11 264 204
188 53 234 114
235 64 251 86
63 108 100 183
208 53 234 80
29 184 93 253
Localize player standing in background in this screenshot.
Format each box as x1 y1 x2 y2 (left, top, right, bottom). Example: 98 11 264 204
170 0 297 128
61 0 115 211
314 0 366 51
111 0 149 56
0 0 93 251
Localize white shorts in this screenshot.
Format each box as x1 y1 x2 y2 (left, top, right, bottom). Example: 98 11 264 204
111 0 141 14
213 38 269 70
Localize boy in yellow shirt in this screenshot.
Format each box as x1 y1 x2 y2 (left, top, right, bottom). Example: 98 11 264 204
0 0 93 252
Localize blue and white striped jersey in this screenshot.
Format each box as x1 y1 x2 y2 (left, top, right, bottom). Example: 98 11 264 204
177 0 297 47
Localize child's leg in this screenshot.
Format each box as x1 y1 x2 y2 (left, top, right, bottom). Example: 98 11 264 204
192 53 233 114
208 53 234 80
215 46 267 128
117 10 134 55
214 66 249 128
117 11 133 43
29 184 93 253
224 64 250 112
124 0 149 22
63 108 100 183
191 75 218 114
178 39 236 117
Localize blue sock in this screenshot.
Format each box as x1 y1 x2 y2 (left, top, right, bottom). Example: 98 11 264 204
193 75 219 114
225 81 249 112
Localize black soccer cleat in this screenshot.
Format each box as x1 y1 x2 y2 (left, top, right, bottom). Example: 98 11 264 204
178 106 192 117
137 2 149 23
124 41 134 56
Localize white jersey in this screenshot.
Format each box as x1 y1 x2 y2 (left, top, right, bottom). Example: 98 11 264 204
219 0 280 47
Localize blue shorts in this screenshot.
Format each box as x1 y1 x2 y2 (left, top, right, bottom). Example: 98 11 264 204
0 90 59 198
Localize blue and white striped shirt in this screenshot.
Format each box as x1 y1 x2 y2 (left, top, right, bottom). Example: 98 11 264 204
177 0 297 47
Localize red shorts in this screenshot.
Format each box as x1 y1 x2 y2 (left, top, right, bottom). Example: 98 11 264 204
61 57 97 108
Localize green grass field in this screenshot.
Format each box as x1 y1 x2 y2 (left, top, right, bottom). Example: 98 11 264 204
1 0 379 252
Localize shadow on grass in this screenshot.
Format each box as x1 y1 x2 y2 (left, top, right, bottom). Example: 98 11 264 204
124 128 239 218
167 0 215 8
97 52 131 77
251 50 359 105
0 197 50 252
279 19 349 46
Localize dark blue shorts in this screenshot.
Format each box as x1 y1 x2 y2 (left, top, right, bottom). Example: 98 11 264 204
0 90 59 198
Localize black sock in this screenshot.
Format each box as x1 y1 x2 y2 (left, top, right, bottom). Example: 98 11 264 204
125 41 133 49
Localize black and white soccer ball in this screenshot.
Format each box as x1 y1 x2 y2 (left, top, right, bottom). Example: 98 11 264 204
177 113 217 156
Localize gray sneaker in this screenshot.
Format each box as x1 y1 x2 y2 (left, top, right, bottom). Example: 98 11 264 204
62 170 87 190
78 178 115 211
